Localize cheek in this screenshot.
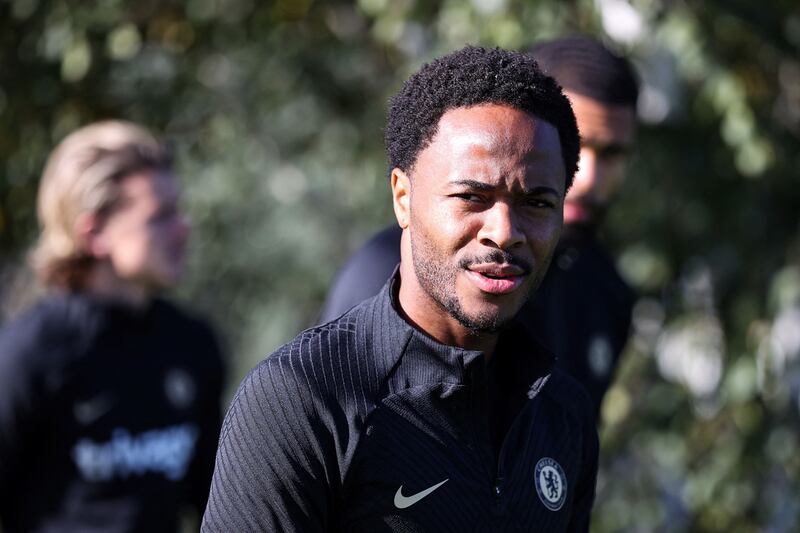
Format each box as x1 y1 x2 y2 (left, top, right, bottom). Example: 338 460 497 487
133 221 162 251
99 219 142 268
525 216 562 254
108 236 151 277
412 197 474 253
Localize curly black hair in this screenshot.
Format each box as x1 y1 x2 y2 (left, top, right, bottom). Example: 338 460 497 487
385 45 580 189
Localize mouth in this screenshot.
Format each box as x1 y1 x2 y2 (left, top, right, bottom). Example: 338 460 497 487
465 264 527 295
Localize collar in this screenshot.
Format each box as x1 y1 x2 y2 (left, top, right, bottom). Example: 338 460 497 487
360 269 555 389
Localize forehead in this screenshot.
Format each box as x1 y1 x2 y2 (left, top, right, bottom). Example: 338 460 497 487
565 91 636 147
118 170 179 204
433 104 562 161
416 103 565 191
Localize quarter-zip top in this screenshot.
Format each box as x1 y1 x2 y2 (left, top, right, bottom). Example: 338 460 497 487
203 273 599 532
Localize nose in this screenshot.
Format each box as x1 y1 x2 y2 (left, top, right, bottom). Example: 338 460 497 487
477 201 525 250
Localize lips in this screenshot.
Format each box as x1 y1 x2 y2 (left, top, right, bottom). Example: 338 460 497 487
465 264 526 295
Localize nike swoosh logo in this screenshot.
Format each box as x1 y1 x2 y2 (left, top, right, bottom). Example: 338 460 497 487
394 479 449 509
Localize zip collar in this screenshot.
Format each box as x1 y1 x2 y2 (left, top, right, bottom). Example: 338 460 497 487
358 269 555 389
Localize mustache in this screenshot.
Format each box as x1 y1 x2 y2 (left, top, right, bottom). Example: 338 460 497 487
458 250 533 274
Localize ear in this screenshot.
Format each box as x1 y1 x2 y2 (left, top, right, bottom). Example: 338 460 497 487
74 212 109 258
391 167 411 229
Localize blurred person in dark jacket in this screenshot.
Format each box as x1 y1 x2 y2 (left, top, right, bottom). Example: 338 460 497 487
320 36 639 418
0 121 225 533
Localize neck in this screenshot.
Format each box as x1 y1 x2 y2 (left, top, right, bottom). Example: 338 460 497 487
83 262 151 310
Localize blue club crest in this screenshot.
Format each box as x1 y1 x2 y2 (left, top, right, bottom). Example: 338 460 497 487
534 457 567 511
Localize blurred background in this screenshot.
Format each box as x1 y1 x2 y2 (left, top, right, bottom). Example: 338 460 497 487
1 0 798 530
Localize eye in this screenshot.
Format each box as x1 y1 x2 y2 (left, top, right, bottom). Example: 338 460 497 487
452 193 485 203
525 197 556 209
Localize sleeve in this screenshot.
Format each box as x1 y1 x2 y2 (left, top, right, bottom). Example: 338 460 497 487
185 322 227 516
201 352 338 532
565 408 600 532
0 315 49 510
318 225 401 323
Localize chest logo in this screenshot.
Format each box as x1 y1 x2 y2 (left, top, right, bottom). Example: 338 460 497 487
394 479 449 509
164 368 196 409
535 457 567 511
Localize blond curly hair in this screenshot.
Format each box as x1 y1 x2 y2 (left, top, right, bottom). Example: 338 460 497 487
31 121 171 289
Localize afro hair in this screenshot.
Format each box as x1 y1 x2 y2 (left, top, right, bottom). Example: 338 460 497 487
385 45 580 190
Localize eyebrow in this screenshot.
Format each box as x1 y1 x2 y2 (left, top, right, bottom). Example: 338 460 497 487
449 179 560 197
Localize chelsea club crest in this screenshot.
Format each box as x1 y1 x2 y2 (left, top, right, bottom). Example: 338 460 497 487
535 457 567 511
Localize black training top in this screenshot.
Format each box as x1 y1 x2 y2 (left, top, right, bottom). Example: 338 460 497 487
203 274 598 532
319 225 635 415
0 293 225 533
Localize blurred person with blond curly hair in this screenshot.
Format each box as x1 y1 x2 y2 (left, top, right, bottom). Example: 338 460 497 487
0 121 225 532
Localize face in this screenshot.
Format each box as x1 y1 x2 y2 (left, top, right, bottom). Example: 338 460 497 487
95 170 190 292
393 104 566 335
563 91 636 227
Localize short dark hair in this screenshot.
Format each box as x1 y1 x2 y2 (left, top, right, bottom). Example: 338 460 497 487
528 36 639 107
385 45 580 189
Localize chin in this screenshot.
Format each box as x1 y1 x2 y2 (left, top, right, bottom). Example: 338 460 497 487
459 315 513 335
455 302 520 334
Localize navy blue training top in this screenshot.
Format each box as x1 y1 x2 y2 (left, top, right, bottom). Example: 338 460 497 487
0 293 225 533
203 274 598 532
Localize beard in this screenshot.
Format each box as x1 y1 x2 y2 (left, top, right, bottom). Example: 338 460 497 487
409 225 542 335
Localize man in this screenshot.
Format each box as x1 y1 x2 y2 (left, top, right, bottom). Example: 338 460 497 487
320 36 639 414
0 121 225 532
203 46 597 532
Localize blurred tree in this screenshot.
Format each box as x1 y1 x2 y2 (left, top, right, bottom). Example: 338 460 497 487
1 0 798 531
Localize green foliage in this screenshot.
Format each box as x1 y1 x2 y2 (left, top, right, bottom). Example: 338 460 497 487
1 0 799 530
